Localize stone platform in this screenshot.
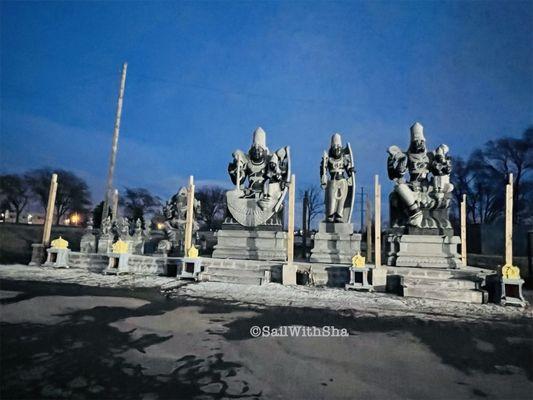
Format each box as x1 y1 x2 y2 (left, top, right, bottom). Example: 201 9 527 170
386 265 493 304
386 233 462 269
212 228 287 261
66 252 168 276
310 222 362 264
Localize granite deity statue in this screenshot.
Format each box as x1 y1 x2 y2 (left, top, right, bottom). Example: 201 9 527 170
159 187 200 254
320 133 355 223
310 133 361 264
225 127 291 227
386 122 460 269
387 122 454 233
213 127 290 260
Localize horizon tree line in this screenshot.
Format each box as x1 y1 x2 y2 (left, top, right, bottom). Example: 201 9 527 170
1 127 531 229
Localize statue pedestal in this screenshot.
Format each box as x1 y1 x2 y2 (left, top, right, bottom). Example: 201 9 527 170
386 233 462 269
213 226 287 261
310 222 362 264
97 235 113 254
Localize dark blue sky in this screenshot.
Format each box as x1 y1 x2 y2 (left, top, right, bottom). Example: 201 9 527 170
1 1 532 224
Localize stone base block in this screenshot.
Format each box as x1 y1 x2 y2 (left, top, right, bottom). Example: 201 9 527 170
213 229 287 261
310 222 361 264
282 263 297 285
387 233 462 269
29 243 46 266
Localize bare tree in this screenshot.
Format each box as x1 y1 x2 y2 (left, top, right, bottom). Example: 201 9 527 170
25 168 92 225
0 174 31 223
298 185 323 229
196 186 226 230
451 127 533 224
120 187 161 229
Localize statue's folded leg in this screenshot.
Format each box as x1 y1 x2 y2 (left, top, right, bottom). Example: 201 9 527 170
395 183 423 227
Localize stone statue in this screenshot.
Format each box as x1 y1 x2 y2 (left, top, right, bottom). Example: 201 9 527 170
225 127 290 227
310 133 361 264
80 218 96 253
213 127 290 260
161 186 200 254
386 122 460 269
101 216 112 236
320 133 355 223
387 122 454 232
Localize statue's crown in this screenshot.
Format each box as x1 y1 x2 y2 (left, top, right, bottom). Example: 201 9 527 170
331 133 342 147
410 122 425 142
252 127 267 149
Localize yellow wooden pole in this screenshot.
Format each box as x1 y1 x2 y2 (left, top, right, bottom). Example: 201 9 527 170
42 174 58 246
184 175 195 253
287 174 296 264
505 173 513 265
460 194 467 266
374 175 381 267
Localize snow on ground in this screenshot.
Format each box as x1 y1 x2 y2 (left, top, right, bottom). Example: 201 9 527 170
1 264 531 323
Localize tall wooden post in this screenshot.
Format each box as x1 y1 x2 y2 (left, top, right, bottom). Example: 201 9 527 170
366 197 373 263
102 62 128 222
505 174 513 265
42 174 58 246
287 174 296 264
374 175 381 267
460 194 467 266
302 190 309 258
184 176 195 254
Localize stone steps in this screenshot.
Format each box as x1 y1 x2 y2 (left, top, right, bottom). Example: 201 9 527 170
203 273 264 285
402 286 487 304
402 277 480 290
206 266 267 277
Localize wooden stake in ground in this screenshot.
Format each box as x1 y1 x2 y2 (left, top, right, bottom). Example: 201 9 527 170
302 190 309 258
374 175 381 268
102 62 128 222
42 174 58 246
366 196 373 263
287 174 296 264
505 174 514 265
184 176 195 254
460 194 467 266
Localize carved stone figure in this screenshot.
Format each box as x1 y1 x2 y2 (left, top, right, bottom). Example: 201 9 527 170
386 122 461 269
320 133 355 223
387 122 454 232
225 127 291 227
213 127 290 260
161 186 200 255
80 218 97 253
310 133 361 264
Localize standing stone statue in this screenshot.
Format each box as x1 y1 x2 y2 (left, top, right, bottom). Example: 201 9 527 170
386 122 461 268
321 133 355 223
80 218 97 253
310 133 361 264
213 127 290 260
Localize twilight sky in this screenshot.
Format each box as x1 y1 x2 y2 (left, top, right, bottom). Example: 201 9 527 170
1 1 532 226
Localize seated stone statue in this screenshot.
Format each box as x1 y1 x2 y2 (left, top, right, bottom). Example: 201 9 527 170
161 187 200 254
225 127 290 227
320 133 355 223
387 122 454 232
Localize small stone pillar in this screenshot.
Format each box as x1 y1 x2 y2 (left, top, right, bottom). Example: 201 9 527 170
178 246 203 280
44 237 70 268
500 265 527 307
105 239 130 275
345 253 373 292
